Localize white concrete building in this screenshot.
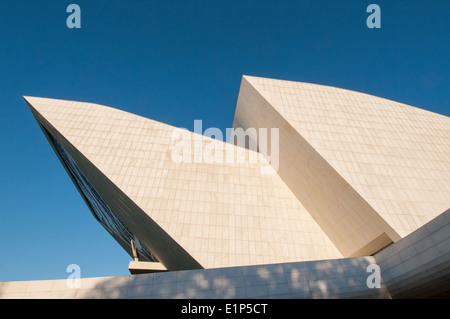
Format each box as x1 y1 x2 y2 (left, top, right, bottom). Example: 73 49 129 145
1 75 448 299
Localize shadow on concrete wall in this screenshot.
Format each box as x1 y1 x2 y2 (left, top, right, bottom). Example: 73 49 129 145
77 257 390 299
2 210 449 299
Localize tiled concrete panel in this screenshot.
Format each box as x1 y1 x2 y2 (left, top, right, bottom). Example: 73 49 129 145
0 256 390 299
233 76 400 257
25 96 342 270
375 209 450 298
240 76 450 239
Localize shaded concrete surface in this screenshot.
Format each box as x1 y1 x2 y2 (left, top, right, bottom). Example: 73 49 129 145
0 256 388 299
375 209 450 299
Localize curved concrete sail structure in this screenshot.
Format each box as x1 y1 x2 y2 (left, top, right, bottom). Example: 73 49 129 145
22 75 449 279
24 90 343 271
234 75 450 256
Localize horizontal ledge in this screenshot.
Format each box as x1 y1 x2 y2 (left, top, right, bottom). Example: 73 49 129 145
128 261 168 274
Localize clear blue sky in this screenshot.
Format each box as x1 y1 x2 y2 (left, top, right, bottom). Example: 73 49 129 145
0 0 448 282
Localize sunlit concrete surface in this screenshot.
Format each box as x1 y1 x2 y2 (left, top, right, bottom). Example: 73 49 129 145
9 75 449 299
24 91 343 271
234 75 450 257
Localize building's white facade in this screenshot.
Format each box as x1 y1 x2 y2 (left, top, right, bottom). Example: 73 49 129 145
1 75 448 298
